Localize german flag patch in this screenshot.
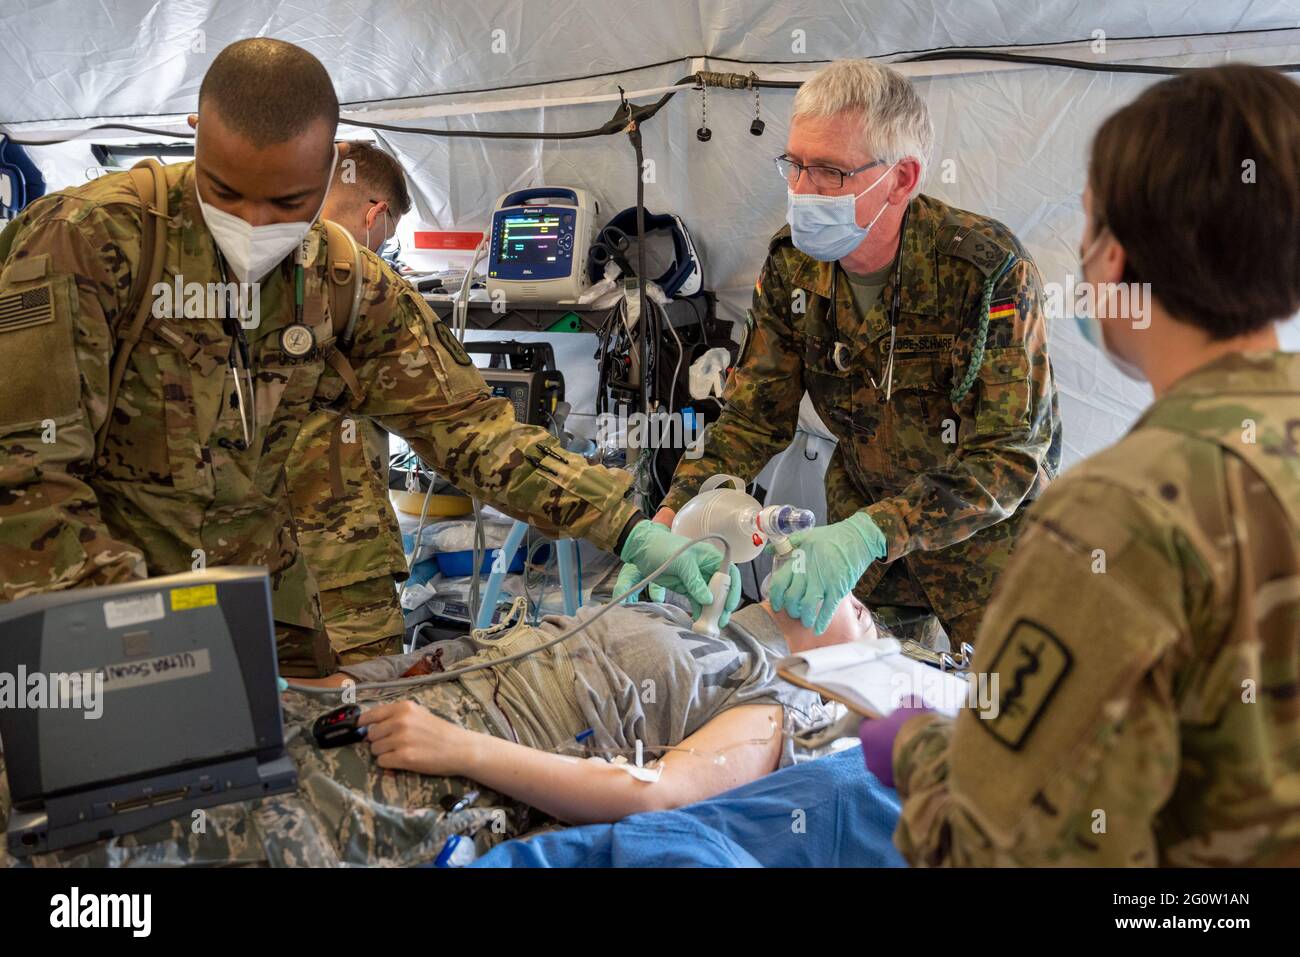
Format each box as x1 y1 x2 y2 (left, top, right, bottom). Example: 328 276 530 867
988 298 1016 322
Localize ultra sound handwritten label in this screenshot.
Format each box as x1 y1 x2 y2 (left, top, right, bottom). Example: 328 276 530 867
100 649 212 693
103 592 165 630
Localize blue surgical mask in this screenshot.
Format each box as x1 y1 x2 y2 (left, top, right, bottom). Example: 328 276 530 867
786 162 896 261
1074 232 1145 382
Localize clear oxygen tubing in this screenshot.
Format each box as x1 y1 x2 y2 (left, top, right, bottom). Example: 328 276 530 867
393 230 482 608
397 462 438 603
456 240 490 623
549 712 784 767
285 532 734 696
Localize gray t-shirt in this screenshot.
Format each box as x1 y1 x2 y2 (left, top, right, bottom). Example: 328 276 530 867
342 602 834 768
841 261 891 319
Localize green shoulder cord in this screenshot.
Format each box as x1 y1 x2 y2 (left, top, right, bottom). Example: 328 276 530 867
950 251 1016 403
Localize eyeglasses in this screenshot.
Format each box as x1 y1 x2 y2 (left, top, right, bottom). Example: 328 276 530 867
775 154 885 191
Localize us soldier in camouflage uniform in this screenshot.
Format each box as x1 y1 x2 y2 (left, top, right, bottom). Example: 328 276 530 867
655 61 1060 648
884 65 1300 866
0 40 722 678
287 143 415 664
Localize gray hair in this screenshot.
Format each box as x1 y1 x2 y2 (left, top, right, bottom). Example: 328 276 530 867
793 59 934 197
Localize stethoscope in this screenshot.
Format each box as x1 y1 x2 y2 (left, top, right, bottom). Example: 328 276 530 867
213 245 318 451
213 252 258 450
828 206 909 402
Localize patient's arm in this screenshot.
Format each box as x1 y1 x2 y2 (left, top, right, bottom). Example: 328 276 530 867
360 700 783 825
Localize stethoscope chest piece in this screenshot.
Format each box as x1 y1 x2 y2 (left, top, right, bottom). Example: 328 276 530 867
280 323 316 359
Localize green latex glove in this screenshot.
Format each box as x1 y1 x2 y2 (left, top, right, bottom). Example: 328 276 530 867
685 562 744 629
612 561 667 603
619 520 743 627
768 512 888 634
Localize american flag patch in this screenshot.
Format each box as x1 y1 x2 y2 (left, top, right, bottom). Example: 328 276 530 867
0 284 53 333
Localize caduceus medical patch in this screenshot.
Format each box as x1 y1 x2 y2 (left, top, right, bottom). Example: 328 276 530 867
980 619 1072 750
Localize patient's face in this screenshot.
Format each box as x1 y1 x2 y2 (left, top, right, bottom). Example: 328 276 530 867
763 594 877 654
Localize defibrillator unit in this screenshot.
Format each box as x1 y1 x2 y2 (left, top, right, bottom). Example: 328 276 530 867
464 339 565 427
486 187 596 303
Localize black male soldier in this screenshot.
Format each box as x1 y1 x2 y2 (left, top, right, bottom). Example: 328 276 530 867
0 38 733 676
621 58 1061 647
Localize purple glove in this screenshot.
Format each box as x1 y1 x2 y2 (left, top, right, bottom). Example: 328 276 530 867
858 697 932 788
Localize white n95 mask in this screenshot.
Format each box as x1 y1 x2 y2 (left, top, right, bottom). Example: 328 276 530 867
197 145 339 283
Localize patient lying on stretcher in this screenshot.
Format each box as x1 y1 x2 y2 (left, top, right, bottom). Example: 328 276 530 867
0 596 874 867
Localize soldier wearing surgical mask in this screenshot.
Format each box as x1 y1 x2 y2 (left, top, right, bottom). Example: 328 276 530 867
0 38 728 677
321 142 408 256
281 143 415 664
618 59 1061 650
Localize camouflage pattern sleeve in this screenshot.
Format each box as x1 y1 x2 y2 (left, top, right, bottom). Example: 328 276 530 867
866 257 1056 561
0 201 147 599
891 472 1184 865
660 254 805 513
344 259 639 552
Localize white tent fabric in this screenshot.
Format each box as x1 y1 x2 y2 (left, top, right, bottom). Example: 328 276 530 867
4 1 1299 494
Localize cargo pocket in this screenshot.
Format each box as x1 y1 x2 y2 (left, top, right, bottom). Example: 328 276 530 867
888 356 947 476
402 298 483 401
974 347 1031 436
257 362 323 430
255 360 325 490
801 333 859 438
150 351 211 492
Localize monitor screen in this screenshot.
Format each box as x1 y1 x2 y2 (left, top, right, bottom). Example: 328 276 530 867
496 210 565 266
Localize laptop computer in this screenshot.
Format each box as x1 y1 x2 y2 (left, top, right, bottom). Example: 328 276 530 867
0 567 297 856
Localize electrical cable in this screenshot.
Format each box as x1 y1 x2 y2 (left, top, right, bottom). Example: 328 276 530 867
397 468 437 602
11 25 1300 132
898 48 1250 76
12 42 1300 149
469 498 485 625
657 298 685 422
682 292 710 343
285 531 732 696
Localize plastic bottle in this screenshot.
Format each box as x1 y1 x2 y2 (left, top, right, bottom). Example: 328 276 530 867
434 833 479 867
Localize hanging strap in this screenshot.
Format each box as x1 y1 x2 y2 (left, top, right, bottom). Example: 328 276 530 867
95 158 169 463
321 219 365 347
319 220 371 494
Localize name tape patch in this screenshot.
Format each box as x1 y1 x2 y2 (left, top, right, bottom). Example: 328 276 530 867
881 333 955 355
